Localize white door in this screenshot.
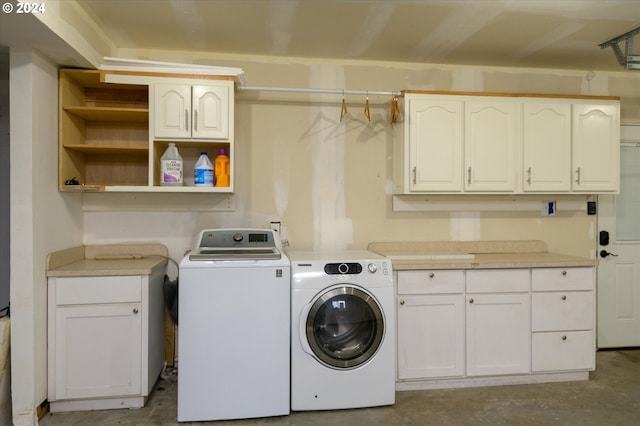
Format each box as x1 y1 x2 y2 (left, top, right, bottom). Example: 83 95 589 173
466 293 530 376
522 101 571 192
464 99 517 192
597 124 640 347
192 84 230 140
55 304 142 399
397 294 465 379
572 103 620 192
407 96 463 192
154 84 192 138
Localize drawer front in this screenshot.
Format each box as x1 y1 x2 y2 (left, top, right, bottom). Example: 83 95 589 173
532 330 595 372
532 291 593 331
397 270 464 294
532 267 594 291
466 269 529 293
54 276 142 305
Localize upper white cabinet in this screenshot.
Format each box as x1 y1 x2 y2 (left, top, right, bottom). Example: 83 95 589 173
407 96 463 192
154 82 232 140
522 101 572 192
571 103 620 192
396 92 620 195
464 99 517 192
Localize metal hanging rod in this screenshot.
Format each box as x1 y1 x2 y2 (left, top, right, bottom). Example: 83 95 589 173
238 85 402 97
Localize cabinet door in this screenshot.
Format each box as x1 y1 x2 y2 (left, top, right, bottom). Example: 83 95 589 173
154 84 192 138
408 97 463 192
54 304 142 399
522 101 571 192
466 293 530 376
192 85 230 140
572 103 619 192
464 100 517 192
397 295 465 379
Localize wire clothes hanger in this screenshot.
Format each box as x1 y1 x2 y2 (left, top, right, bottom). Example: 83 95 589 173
340 90 348 122
364 92 371 122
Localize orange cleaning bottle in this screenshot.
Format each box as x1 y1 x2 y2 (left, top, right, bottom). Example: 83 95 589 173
214 148 230 187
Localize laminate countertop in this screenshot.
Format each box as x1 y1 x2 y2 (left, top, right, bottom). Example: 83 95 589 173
46 243 168 277
368 240 597 270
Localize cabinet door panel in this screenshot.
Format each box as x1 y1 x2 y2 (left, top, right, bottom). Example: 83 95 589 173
192 85 230 140
532 330 594 371
466 293 530 376
397 295 465 379
532 291 594 331
465 100 517 192
522 102 571 192
154 84 191 138
409 97 463 192
572 103 619 192
54 304 142 399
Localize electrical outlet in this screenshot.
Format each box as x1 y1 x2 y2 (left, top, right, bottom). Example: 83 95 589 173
270 221 281 234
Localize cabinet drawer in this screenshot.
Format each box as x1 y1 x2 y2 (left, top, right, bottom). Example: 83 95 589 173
532 330 595 372
466 269 529 293
397 270 464 294
532 267 594 291
54 276 142 305
532 291 593 331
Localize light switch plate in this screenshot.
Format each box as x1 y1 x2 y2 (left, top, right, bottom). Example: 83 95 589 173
541 200 556 216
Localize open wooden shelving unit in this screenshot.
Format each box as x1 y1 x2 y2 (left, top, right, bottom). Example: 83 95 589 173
59 69 150 191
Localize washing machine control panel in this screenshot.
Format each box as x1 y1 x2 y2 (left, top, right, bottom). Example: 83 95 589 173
324 263 363 275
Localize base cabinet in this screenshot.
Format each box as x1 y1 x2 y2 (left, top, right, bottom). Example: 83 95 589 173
48 269 165 412
396 266 595 389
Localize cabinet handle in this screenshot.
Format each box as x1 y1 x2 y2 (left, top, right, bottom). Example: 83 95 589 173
133 308 139 314
412 167 417 185
185 109 189 132
469 298 474 304
429 272 435 278
575 167 581 185
194 109 198 132
562 335 567 341
467 167 472 185
399 300 405 306
561 295 567 301
526 167 532 185
562 270 567 276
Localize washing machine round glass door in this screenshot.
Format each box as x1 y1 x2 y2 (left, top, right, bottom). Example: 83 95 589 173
305 286 384 369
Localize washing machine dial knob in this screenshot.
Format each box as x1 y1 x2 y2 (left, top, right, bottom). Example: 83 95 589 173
232 232 244 242
367 263 378 273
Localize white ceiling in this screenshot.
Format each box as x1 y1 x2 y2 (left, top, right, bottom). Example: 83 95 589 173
77 0 640 72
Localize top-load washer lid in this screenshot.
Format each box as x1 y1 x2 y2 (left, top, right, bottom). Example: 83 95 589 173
188 228 282 261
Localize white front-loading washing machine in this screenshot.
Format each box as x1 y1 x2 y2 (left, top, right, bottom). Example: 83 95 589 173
288 250 395 411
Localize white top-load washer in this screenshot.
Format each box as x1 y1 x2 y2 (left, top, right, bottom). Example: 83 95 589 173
288 250 395 411
178 228 290 422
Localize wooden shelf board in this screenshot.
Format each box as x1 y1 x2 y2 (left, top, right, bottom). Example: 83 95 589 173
63 144 149 155
64 106 149 122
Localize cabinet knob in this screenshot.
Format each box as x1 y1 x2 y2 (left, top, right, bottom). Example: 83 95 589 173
399 300 405 306
133 308 139 314
562 335 567 341
561 295 567 301
469 298 474 304
562 270 567 276
429 272 435 278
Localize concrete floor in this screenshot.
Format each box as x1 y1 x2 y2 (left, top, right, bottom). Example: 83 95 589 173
40 349 640 426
